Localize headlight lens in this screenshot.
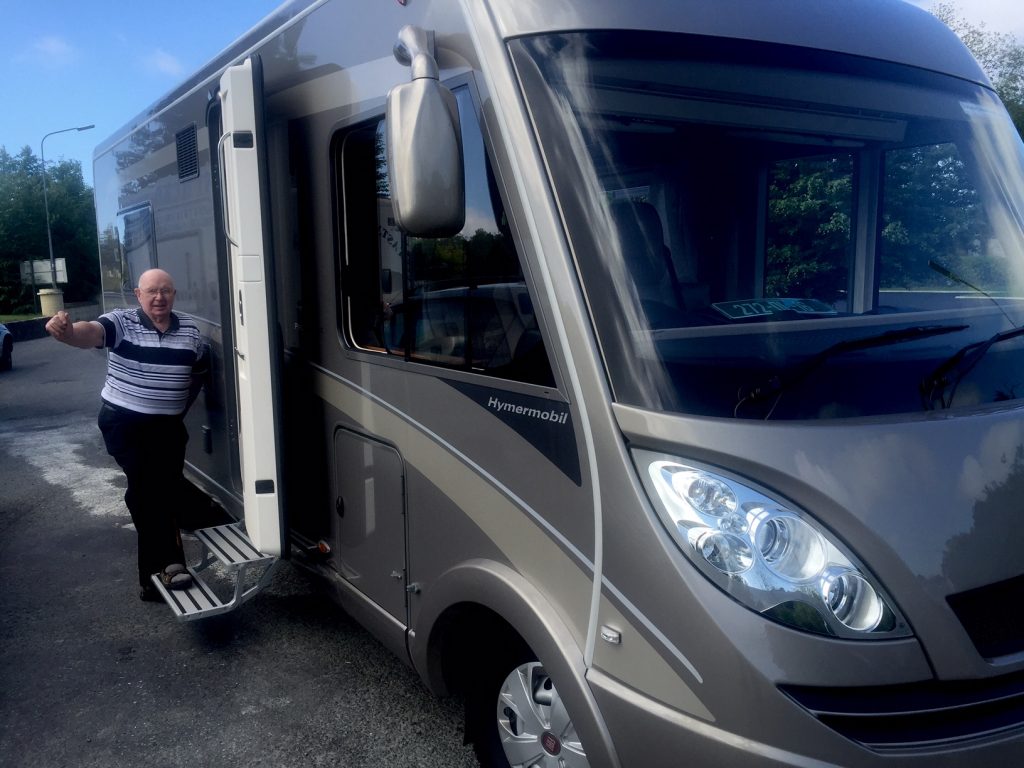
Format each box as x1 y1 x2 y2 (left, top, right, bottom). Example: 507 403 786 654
635 450 910 639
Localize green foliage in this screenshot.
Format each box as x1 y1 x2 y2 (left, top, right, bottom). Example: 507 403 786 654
763 138 1009 305
766 156 853 301
879 143 1001 291
407 228 520 290
0 146 99 314
932 2 1024 138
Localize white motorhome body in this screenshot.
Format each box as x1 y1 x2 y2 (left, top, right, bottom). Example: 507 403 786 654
93 0 1024 765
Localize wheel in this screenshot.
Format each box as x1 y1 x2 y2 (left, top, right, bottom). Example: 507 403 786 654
468 648 590 768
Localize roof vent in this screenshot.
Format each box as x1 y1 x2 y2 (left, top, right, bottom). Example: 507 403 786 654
176 124 199 181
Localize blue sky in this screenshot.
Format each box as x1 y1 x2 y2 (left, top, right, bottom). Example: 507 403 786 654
1 0 1021 188
0 0 283 185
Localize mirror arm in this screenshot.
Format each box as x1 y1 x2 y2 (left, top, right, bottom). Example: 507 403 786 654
393 25 436 69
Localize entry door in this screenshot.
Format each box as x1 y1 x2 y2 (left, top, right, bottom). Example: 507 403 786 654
218 56 285 556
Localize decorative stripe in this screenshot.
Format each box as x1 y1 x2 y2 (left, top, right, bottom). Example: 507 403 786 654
313 364 703 686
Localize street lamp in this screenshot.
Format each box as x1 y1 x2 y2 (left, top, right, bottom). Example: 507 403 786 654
40 123 94 313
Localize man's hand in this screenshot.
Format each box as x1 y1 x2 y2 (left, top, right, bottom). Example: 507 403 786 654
45 311 74 343
46 313 104 349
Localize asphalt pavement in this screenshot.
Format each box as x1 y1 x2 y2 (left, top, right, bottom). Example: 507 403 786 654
0 336 478 768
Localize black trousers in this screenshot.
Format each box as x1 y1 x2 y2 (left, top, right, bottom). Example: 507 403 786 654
98 402 188 588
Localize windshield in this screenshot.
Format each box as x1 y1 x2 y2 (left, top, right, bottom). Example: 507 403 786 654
511 32 1024 420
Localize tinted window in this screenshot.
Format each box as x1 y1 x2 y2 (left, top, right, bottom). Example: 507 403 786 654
513 31 1024 419
337 87 554 387
117 204 156 293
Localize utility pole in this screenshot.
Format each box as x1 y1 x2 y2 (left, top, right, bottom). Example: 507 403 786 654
40 123 94 314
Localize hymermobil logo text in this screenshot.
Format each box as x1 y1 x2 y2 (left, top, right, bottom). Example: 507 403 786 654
487 396 569 425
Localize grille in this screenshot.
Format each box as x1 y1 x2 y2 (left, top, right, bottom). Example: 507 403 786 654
780 668 1024 751
948 573 1024 659
175 124 199 181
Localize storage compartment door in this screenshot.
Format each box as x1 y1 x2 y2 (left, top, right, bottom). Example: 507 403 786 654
333 429 407 623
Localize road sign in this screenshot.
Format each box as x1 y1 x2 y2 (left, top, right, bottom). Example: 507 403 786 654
20 259 67 286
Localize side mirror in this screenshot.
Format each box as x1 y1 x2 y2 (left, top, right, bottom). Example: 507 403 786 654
386 25 465 237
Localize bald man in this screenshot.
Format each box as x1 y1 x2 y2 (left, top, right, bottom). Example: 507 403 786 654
46 269 208 601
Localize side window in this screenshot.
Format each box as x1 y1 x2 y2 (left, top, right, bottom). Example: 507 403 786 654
765 154 854 306
338 86 554 387
117 204 157 293
880 143 1002 302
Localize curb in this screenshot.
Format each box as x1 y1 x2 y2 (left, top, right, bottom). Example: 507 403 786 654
4 303 101 343
6 318 49 343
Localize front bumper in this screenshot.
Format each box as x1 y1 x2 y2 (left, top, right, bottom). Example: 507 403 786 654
587 665 1024 767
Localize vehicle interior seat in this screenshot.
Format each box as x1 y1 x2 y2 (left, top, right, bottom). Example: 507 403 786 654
609 199 687 326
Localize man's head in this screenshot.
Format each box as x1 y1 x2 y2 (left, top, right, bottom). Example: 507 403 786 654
135 269 176 328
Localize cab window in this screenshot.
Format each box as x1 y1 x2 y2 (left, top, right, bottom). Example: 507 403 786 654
336 86 553 387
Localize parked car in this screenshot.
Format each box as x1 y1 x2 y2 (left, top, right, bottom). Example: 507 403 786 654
0 323 13 372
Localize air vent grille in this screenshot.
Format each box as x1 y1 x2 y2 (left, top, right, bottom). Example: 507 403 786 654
175 124 199 181
780 669 1024 751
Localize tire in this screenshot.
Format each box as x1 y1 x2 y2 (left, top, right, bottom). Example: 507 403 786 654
467 643 590 768
0 336 12 372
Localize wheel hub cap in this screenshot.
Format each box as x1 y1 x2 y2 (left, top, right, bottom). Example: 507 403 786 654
541 731 561 755
496 661 589 767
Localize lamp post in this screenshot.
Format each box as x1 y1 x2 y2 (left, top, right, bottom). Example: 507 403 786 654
40 123 94 314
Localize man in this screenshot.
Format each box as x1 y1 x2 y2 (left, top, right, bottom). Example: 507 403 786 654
46 269 208 601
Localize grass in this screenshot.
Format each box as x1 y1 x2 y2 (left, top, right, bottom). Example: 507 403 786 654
0 314 39 323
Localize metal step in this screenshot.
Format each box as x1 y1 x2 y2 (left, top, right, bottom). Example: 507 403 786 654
195 523 275 567
152 566 225 619
151 523 277 621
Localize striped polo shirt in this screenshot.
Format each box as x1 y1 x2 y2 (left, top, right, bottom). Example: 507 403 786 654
98 308 207 416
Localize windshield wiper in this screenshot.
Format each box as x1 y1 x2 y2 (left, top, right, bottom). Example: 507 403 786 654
920 325 1024 409
736 324 969 418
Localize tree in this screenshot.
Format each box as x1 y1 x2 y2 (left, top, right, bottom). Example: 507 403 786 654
0 146 98 314
879 143 999 291
931 2 1024 137
766 155 854 302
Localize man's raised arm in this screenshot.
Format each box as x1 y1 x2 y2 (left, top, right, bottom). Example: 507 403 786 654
45 311 105 349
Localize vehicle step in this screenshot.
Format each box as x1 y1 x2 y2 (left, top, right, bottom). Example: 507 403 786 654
151 522 277 621
152 567 227 620
194 522 275 567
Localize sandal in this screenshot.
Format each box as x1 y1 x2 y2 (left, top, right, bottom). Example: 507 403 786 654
161 563 193 591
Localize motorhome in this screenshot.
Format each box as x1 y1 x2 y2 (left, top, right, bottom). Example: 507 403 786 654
92 0 1024 765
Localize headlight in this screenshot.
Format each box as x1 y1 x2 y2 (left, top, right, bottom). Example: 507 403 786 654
634 450 911 639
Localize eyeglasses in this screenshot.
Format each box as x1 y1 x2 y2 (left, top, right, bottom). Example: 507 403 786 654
140 288 175 297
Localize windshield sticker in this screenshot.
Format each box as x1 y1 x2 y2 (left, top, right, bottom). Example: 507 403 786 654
960 100 1004 120
713 298 838 320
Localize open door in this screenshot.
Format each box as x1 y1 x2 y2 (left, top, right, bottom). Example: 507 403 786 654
218 56 285 556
